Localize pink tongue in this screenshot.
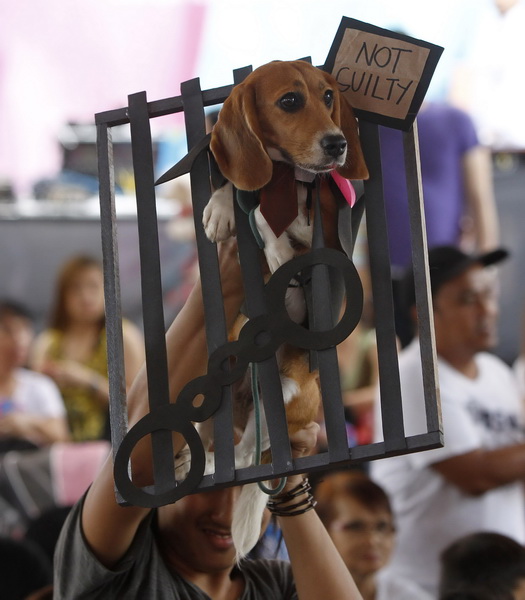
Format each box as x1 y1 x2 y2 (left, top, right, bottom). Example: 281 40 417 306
330 171 356 207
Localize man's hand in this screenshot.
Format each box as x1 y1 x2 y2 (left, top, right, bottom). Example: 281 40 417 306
275 421 319 494
289 421 320 460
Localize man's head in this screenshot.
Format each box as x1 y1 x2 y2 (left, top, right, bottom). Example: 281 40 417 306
439 532 525 600
404 246 508 362
155 486 270 578
425 246 508 301
315 471 396 581
0 300 34 369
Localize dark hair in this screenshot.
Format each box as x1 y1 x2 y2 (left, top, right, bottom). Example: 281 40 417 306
314 470 393 526
25 506 72 565
439 532 525 600
440 591 510 600
401 245 509 310
0 537 52 600
0 299 34 323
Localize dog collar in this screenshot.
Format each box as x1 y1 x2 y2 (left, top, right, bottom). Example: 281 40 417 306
294 166 355 207
294 166 317 183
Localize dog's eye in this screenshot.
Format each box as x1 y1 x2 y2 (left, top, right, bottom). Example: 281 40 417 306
279 92 304 112
324 90 334 107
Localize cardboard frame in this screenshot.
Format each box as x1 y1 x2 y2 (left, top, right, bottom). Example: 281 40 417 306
96 21 443 509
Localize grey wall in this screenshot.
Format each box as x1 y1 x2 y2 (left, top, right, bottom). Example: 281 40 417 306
0 216 196 334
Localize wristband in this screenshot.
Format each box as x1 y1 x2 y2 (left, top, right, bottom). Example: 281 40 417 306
267 478 317 517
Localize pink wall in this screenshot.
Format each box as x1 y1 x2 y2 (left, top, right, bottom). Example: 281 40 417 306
0 0 207 196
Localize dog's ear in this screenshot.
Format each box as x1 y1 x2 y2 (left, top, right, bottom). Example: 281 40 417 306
210 83 273 191
333 93 369 181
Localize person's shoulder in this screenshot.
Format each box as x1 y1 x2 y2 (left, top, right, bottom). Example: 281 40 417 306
34 328 60 344
376 569 433 600
423 103 477 139
16 367 57 389
420 102 471 122
476 352 520 391
241 558 292 576
31 328 60 359
476 351 513 372
239 559 295 595
15 368 64 409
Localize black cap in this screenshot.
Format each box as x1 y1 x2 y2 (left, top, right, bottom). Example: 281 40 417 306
402 245 509 309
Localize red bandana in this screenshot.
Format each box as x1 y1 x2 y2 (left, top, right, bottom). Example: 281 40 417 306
259 162 298 238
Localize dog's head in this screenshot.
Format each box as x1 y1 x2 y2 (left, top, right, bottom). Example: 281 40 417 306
210 60 369 191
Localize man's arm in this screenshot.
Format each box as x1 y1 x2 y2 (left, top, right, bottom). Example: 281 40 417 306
462 145 500 251
0 413 69 444
432 443 525 495
80 241 244 568
277 425 363 600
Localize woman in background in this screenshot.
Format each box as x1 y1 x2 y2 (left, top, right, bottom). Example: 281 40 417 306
315 470 432 600
31 256 144 441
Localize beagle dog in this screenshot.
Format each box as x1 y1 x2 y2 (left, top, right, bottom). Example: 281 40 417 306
185 60 368 560
203 59 368 273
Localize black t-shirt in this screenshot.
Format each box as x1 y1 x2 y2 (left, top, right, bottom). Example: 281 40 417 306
54 496 297 599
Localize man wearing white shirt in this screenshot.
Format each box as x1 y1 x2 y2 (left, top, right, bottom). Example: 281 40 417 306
372 245 525 596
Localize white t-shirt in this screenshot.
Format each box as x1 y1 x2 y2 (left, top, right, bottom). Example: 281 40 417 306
513 355 525 398
1 368 66 418
371 340 525 595
376 569 433 600
460 2 525 150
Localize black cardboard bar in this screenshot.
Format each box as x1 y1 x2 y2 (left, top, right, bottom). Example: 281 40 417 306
180 77 235 483
128 91 174 493
403 123 443 438
97 123 128 459
360 120 407 453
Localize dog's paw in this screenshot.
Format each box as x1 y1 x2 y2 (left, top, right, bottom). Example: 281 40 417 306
204 450 216 475
285 286 307 323
264 243 295 273
202 185 236 242
281 376 300 405
234 447 256 470
174 446 192 480
203 203 236 241
254 207 295 272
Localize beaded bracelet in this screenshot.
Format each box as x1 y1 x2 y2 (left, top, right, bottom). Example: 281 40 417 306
267 478 317 517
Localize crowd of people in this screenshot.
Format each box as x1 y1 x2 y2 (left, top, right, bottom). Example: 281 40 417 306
0 255 144 599
4 234 525 598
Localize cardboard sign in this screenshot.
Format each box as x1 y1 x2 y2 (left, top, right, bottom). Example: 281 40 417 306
324 18 443 130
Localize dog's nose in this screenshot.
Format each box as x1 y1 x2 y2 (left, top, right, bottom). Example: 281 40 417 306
321 134 347 158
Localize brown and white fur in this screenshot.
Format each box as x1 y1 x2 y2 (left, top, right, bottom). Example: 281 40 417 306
204 59 368 268
199 60 368 559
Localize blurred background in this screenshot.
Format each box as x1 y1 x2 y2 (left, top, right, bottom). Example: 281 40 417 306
1 0 523 363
